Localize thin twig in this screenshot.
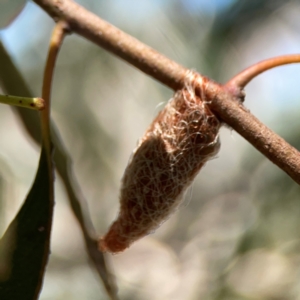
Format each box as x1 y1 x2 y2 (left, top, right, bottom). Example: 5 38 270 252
42 22 119 299
53 137 118 299
33 0 300 184
41 21 68 152
0 40 118 300
33 20 68 300
226 54 300 88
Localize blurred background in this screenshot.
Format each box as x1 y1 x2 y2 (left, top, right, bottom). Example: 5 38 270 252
1 0 300 299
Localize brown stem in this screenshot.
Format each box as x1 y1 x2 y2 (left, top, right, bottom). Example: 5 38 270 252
41 21 68 152
53 142 119 300
226 54 300 88
41 22 119 299
205 80 300 184
33 2 300 182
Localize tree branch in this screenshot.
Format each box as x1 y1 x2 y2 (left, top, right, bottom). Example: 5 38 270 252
205 79 300 184
32 0 300 184
33 0 188 90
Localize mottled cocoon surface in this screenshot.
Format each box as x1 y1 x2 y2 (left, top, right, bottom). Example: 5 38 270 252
100 82 221 253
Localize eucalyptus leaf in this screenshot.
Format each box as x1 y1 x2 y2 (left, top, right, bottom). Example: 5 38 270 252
0 0 27 29
0 147 54 300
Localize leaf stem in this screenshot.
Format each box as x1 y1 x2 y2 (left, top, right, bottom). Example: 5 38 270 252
0 94 45 110
226 54 300 88
41 20 68 153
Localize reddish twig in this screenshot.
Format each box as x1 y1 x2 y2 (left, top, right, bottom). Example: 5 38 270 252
41 21 68 153
226 54 300 88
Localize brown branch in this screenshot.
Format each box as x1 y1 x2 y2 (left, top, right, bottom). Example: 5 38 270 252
41 21 68 152
205 80 300 184
226 54 300 88
33 0 188 90
32 2 300 182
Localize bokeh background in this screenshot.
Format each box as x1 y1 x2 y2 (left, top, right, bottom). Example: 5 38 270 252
1 0 300 299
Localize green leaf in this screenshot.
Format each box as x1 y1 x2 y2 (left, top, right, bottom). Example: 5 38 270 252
0 147 54 300
0 0 27 29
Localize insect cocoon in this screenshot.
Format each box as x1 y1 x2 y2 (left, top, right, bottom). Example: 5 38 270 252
100 77 221 253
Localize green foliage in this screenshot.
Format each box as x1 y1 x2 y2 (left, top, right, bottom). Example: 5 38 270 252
0 148 53 300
